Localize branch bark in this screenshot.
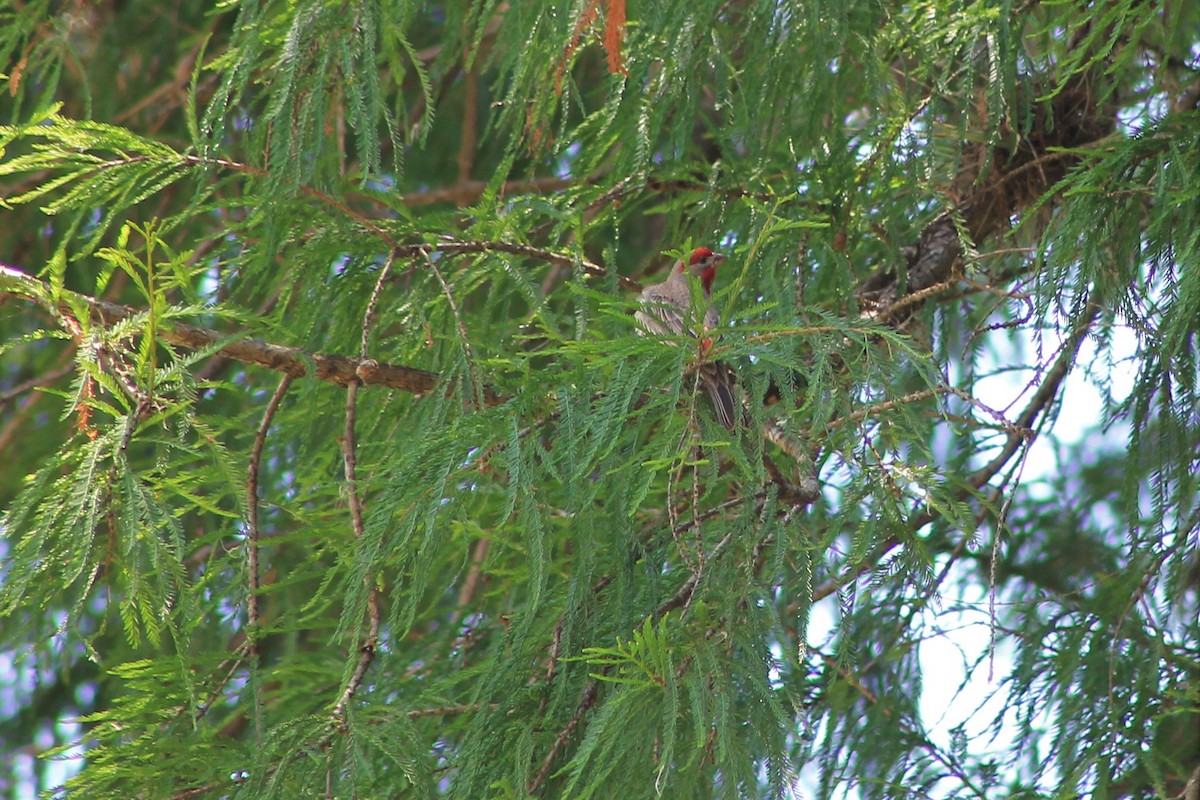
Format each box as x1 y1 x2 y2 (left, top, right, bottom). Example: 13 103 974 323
859 78 1113 321
0 262 501 404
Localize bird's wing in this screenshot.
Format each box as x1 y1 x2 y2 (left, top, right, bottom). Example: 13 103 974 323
635 286 689 336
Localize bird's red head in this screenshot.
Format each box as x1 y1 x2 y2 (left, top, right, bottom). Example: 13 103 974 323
680 246 725 293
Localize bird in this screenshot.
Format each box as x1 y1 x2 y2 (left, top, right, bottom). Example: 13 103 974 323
635 246 739 429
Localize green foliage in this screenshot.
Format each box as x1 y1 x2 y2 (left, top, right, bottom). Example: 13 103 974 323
1 1 1198 799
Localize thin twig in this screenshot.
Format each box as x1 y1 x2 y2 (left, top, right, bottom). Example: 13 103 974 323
987 421 1034 681
820 651 883 708
424 247 484 407
244 372 293 739
692 435 704 584
419 239 623 289
0 362 75 406
656 528 739 616
404 703 494 719
359 251 398 358
874 277 961 324
944 385 1033 437
962 277 1037 341
331 377 382 727
399 175 578 207
245 375 294 632
330 256 398 728
825 388 942 434
666 459 680 540
545 616 564 685
529 680 599 794
191 642 252 726
965 301 1099 488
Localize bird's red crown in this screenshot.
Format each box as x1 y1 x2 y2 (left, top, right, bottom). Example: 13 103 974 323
680 246 722 293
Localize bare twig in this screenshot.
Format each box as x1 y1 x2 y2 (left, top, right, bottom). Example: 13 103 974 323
825 388 943 434
545 616 564 685
425 248 485 407
245 375 293 632
965 302 1099 488
244 372 293 738
0 362 75 406
330 255 398 728
191 641 252 727
399 175 578 208
404 703 494 719
418 239 624 289
359 252 398 358
331 380 382 727
656 527 739 616
529 680 599 794
692 435 704 583
874 277 961 324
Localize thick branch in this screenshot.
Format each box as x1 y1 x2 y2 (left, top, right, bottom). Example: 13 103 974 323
859 77 1114 319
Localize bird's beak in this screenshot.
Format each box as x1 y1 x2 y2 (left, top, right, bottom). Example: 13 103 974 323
712 253 727 265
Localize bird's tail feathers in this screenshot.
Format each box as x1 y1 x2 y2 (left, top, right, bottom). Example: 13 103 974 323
701 362 739 430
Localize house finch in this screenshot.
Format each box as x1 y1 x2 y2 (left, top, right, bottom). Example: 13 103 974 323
635 247 739 429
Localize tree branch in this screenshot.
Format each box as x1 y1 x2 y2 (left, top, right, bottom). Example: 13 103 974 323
803 300 1100 609
330 253 396 729
859 77 1113 322
0 261 502 404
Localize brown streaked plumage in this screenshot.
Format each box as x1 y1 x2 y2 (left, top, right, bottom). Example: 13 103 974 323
635 247 739 429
